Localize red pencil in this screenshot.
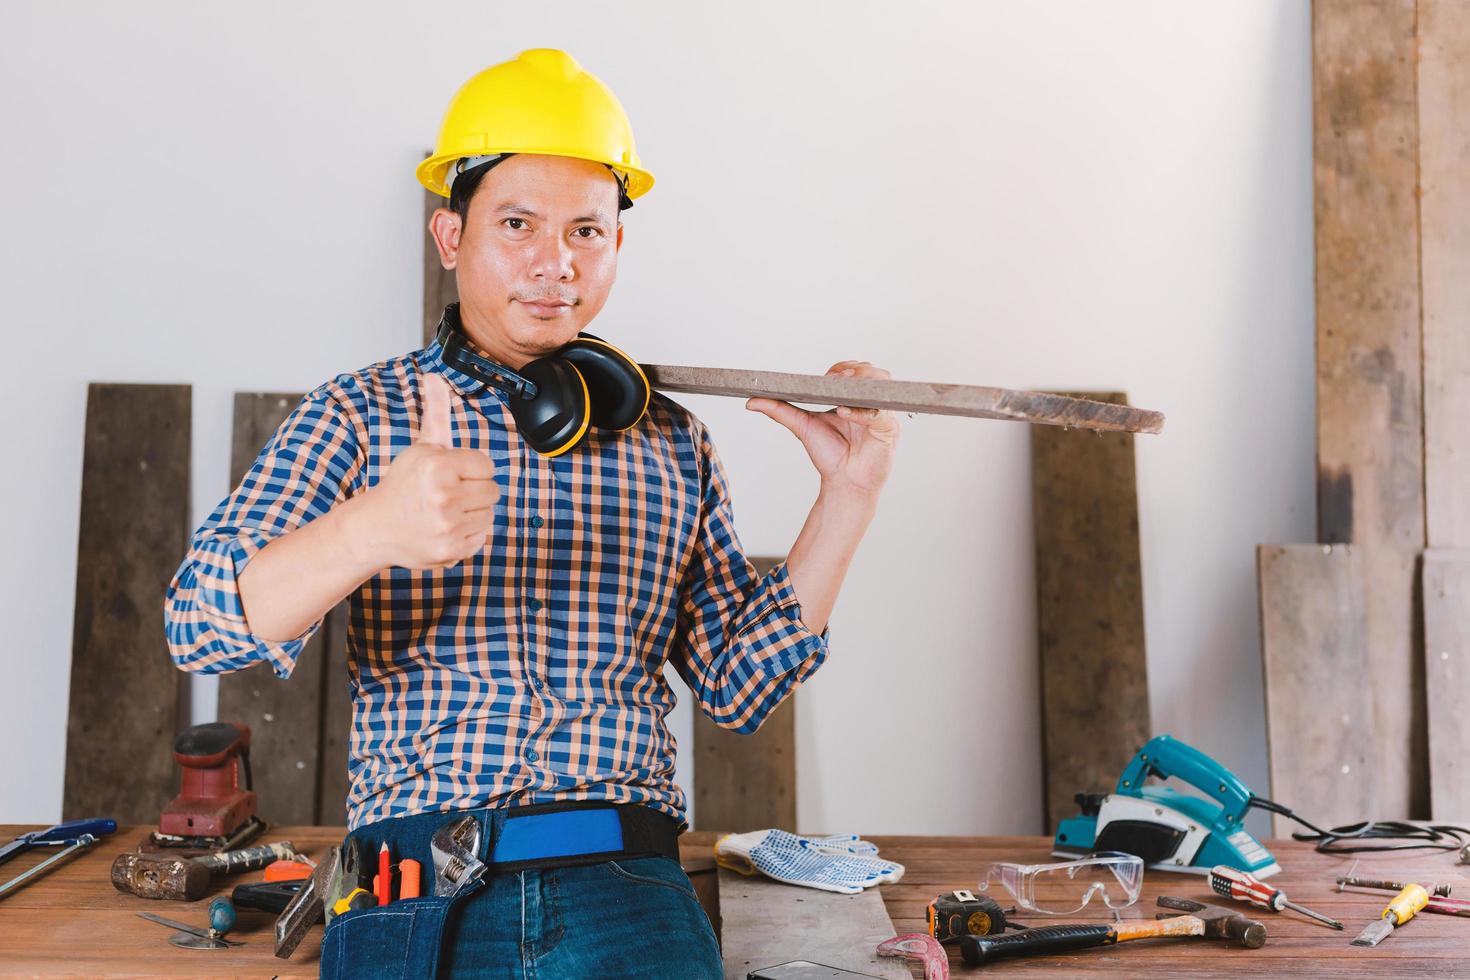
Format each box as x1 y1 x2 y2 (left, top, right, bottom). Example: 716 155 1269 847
377 842 392 906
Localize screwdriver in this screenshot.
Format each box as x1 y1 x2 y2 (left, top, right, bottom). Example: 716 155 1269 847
1208 865 1344 929
1351 882 1429 947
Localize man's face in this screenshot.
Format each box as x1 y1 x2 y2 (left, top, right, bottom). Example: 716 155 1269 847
430 153 624 369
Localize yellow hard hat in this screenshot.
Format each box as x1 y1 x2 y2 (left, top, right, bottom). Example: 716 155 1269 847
416 48 654 201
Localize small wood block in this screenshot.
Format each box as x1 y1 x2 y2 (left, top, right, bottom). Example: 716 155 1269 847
1257 544 1377 836
693 557 797 833
63 384 190 823
1032 392 1150 833
1424 549 1470 822
716 867 910 980
645 365 1164 434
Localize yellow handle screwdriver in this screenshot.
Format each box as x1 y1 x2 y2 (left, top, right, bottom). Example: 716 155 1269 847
1350 883 1429 947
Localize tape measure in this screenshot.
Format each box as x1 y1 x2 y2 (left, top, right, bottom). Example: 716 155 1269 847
926 890 1007 943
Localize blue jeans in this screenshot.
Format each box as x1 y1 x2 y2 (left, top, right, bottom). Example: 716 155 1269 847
319 808 723 979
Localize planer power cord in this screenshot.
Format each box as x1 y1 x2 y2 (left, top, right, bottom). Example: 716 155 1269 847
1248 796 1470 855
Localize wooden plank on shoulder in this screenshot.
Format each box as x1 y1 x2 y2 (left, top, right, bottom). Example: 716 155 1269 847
645 365 1165 434
1257 544 1376 836
1032 392 1150 834
63 384 190 823
1312 0 1427 819
693 556 798 833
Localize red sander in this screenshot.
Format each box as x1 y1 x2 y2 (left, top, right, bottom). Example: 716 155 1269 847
146 721 267 855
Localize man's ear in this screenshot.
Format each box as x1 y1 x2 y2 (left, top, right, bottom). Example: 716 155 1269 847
616 223 624 252
428 207 463 270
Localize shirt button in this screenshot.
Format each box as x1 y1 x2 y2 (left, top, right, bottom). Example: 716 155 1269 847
528 598 542 612
530 515 544 528
525 749 540 763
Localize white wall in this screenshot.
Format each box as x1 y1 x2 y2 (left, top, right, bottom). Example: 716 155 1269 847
0 1 1314 837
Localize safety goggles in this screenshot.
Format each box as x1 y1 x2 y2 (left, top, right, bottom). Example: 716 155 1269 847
977 851 1144 915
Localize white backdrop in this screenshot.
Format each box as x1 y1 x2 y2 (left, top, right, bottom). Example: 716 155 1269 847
0 1 1314 836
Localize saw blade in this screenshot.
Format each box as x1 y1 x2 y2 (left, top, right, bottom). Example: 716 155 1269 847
1351 918 1394 947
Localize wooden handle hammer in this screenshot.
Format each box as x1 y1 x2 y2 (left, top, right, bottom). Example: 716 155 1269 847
111 841 296 901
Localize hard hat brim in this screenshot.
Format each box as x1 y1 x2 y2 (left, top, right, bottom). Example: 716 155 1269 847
416 151 654 201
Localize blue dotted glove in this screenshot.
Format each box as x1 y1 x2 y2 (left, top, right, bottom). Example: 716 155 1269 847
714 829 904 894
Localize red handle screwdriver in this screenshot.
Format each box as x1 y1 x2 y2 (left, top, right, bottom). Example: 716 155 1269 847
1209 865 1344 930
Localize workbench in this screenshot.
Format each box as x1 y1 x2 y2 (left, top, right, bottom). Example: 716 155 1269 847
1 826 1466 977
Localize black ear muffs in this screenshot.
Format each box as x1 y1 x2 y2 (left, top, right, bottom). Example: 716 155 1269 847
512 355 590 456
433 305 648 456
561 334 650 431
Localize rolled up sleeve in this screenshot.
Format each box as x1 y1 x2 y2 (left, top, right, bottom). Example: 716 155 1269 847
672 422 830 734
164 387 362 678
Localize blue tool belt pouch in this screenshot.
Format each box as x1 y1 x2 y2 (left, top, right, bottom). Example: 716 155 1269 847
319 889 475 980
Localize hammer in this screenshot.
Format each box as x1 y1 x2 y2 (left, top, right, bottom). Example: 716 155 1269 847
112 841 297 901
960 896 1265 966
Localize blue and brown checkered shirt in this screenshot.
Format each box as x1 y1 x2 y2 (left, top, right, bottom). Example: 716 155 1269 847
165 338 829 830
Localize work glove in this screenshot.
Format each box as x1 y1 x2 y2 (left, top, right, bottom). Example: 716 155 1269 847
714 829 904 894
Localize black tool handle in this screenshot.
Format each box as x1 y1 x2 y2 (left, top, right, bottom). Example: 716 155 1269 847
961 924 1116 965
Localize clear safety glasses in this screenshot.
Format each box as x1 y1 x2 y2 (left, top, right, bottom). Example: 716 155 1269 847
977 851 1144 915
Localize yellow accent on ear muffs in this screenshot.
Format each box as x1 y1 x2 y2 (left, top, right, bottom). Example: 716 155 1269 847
433 304 649 456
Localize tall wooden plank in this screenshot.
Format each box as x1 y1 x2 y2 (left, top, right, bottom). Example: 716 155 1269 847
215 394 327 825
1258 545 1377 836
423 178 457 347
692 557 798 832
1031 392 1149 834
1313 0 1427 818
1420 1 1470 549
63 384 189 823
1418 2 1470 826
1424 550 1470 821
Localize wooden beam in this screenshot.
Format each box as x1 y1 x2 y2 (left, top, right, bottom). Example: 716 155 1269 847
1420 0 1470 550
1424 550 1470 821
1312 0 1427 818
692 556 798 834
1032 392 1150 834
1258 545 1377 836
216 393 355 826
63 384 189 823
644 365 1165 434
1418 1 1470 826
215 394 324 826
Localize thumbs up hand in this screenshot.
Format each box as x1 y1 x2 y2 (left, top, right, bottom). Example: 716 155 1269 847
355 373 501 570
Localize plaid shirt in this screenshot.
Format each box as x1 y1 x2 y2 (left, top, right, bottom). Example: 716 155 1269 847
165 338 829 830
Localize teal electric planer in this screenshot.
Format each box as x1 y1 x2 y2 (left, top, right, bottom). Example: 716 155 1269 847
1053 734 1280 878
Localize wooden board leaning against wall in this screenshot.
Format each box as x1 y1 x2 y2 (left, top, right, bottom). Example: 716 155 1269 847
62 384 190 824
214 394 353 826
1418 1 1470 821
1305 0 1426 819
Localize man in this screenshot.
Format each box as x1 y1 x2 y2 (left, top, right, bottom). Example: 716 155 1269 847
166 49 897 978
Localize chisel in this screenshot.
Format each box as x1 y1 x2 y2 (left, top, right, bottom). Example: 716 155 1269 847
1351 883 1428 947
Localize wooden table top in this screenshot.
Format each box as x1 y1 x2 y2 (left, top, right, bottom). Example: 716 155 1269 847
1 825 1467 977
